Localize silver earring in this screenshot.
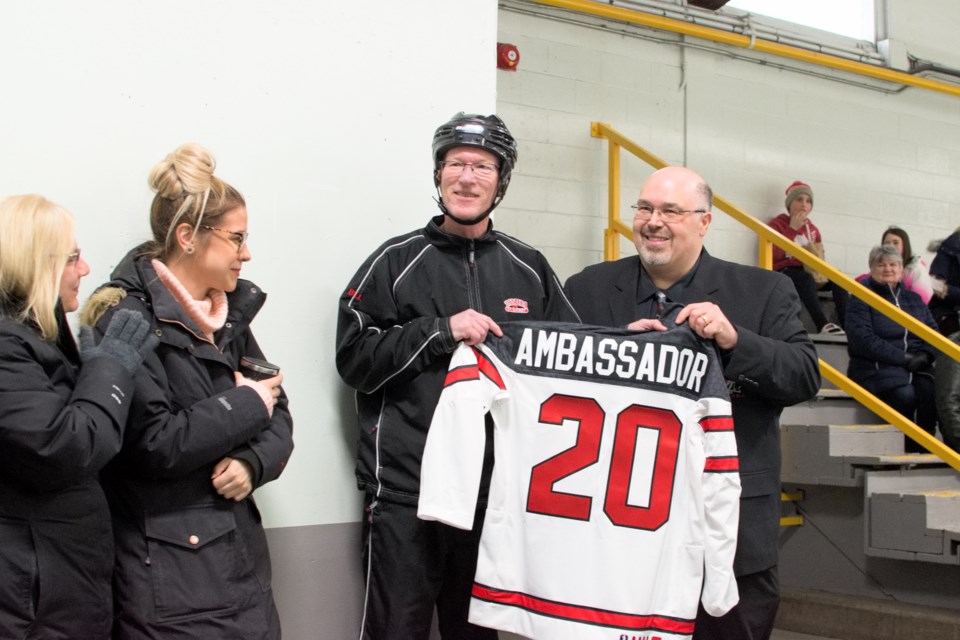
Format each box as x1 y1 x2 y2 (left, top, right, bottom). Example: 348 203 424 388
185 245 195 254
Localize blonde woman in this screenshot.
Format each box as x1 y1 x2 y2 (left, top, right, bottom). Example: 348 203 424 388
83 144 292 639
0 195 155 639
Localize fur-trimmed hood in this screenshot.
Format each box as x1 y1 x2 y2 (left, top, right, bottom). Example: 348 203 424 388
928 227 960 254
78 243 149 328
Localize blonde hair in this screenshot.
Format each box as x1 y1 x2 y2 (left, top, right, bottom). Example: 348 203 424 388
0 194 76 341
145 143 245 260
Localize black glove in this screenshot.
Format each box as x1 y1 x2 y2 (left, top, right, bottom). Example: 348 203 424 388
905 351 934 373
79 309 159 375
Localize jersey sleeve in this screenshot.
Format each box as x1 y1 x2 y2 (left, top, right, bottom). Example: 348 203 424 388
699 405 741 616
418 342 506 530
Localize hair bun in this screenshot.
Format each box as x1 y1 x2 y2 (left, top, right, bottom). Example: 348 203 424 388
148 143 217 199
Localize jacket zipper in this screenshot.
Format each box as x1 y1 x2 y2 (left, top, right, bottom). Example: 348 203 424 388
468 240 482 313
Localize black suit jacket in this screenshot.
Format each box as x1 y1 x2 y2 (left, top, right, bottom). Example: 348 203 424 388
565 250 820 575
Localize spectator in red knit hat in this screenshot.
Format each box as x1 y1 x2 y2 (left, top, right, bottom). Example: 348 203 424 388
768 180 848 334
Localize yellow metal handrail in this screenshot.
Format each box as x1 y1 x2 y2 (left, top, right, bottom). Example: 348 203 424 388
821 361 960 473
591 121 960 470
532 0 960 99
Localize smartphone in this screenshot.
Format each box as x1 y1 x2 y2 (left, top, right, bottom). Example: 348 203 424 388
239 356 281 381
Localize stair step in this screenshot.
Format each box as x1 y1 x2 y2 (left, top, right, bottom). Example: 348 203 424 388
943 522 960 535
782 424 946 486
864 469 960 565
810 338 848 390
782 391 881 425
895 490 960 529
776 587 960 640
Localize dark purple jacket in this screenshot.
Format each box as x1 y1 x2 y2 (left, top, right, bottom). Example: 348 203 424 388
846 276 938 394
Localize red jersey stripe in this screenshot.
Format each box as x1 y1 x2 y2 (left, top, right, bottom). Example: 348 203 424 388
471 583 695 634
473 347 507 390
700 416 734 432
444 364 479 388
705 456 739 472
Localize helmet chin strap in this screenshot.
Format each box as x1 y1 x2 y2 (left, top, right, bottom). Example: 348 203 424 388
433 193 502 227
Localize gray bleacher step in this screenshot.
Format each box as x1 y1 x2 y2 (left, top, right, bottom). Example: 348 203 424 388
782 388 881 425
781 423 946 486
809 335 848 391
775 586 960 640
864 469 960 565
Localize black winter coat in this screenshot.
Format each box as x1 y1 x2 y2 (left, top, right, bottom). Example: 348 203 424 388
88 252 293 640
846 277 938 395
0 306 135 639
929 231 960 325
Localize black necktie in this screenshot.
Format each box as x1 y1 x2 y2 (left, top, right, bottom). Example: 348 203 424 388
655 291 667 319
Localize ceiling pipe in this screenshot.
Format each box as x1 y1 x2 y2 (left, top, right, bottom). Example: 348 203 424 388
529 0 960 98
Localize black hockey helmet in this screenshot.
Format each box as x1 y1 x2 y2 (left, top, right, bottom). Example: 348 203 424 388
432 113 518 204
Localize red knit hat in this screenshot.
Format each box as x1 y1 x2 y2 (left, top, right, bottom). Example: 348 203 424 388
785 181 813 209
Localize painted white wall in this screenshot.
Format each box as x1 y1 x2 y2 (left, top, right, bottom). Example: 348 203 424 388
3 0 954 533
885 0 960 68
495 3 960 284
0 0 498 529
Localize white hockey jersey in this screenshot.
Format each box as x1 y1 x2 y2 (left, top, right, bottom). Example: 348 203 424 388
418 321 740 640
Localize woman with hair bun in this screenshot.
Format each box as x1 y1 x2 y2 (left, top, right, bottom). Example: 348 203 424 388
83 143 293 639
0 195 155 639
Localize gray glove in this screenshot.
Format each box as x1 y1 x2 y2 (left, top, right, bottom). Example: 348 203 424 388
79 309 159 375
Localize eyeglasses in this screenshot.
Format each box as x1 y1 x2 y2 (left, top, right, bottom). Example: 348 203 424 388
65 250 82 266
630 202 707 222
201 225 248 253
439 160 498 179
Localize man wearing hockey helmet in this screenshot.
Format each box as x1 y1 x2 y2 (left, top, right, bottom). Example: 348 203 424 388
432 113 516 231
336 113 579 639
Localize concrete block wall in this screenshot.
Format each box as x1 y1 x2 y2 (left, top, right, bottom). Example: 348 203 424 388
495 3 960 283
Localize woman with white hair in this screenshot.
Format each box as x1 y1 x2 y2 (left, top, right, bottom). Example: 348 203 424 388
0 194 155 638
847 244 939 453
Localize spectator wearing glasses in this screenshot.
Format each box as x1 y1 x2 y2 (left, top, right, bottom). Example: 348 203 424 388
0 195 155 638
768 181 848 335
81 144 293 639
846 244 939 453
565 166 819 640
336 112 580 640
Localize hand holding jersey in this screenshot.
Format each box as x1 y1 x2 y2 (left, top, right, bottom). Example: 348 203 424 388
630 301 739 349
449 308 503 346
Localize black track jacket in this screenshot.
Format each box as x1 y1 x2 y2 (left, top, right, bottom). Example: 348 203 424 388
337 215 580 505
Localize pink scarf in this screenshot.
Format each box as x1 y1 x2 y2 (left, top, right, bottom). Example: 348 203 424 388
152 259 228 341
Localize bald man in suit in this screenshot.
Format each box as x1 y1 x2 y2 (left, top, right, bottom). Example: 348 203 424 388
565 166 819 640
